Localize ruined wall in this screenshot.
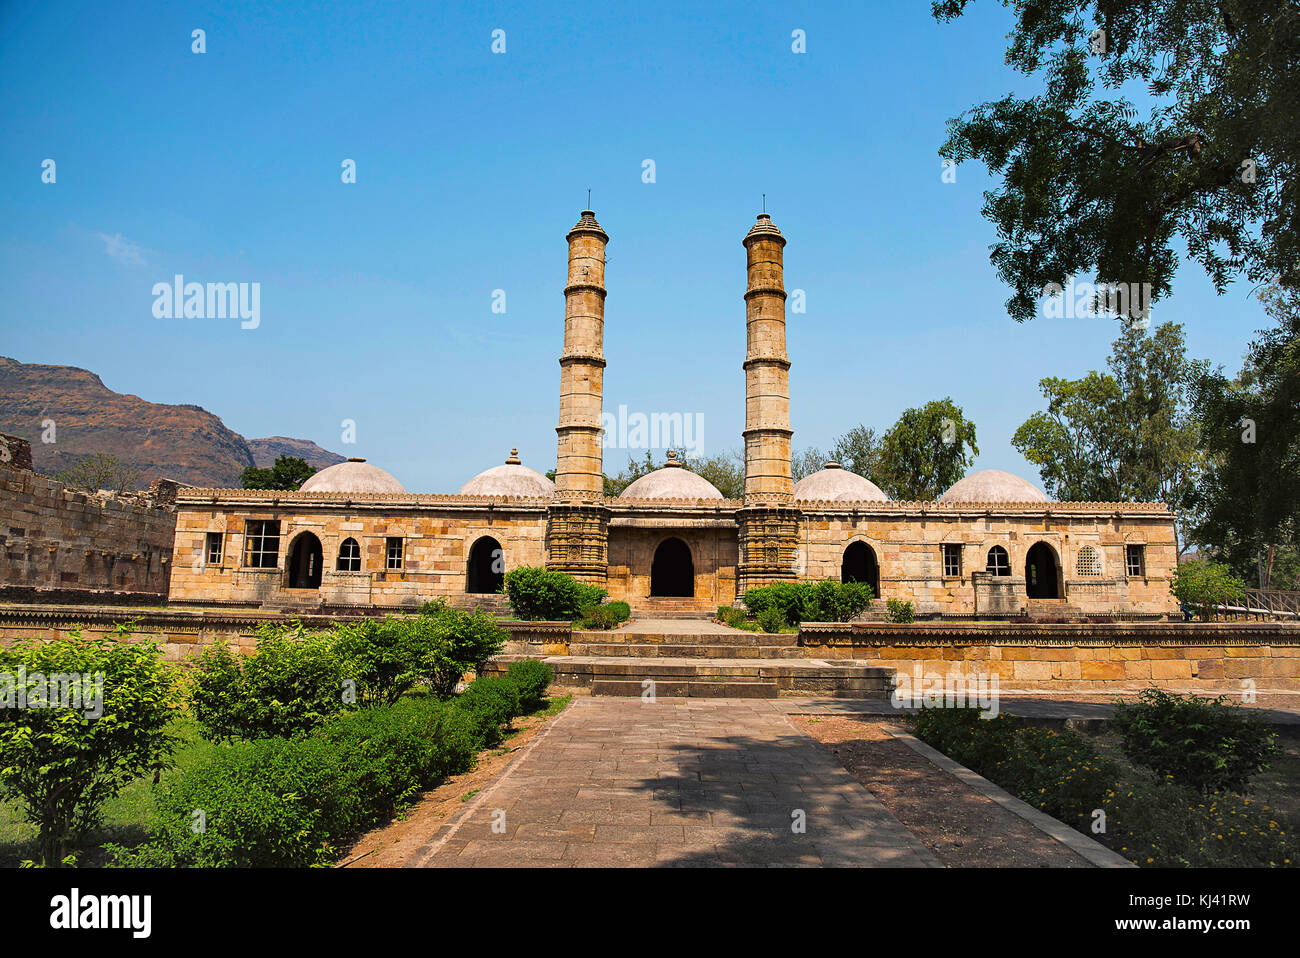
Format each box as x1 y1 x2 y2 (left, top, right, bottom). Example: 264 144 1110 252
0 434 177 601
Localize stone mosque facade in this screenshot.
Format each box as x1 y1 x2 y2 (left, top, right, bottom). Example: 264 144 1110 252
167 211 1179 619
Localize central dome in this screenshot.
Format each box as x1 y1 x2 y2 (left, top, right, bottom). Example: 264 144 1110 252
619 451 724 499
938 469 1048 503
299 457 406 494
794 461 888 502
459 449 555 498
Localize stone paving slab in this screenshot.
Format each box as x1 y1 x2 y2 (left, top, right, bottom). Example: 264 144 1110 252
408 697 941 868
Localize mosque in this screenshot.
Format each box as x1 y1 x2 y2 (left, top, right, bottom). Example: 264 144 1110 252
166 210 1179 619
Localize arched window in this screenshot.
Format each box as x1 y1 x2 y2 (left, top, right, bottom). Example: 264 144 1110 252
1076 545 1101 577
337 537 361 572
986 546 1011 576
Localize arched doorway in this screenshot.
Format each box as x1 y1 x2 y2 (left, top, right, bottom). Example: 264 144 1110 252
1025 542 1061 599
287 533 322 589
651 537 694 597
842 541 881 598
467 536 504 594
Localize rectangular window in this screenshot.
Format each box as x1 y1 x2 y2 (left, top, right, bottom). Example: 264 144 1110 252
386 537 403 570
941 543 962 578
205 532 223 565
243 520 281 568
1126 544 1146 578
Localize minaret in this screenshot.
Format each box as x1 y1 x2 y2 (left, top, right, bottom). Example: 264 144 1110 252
546 209 611 583
736 212 800 592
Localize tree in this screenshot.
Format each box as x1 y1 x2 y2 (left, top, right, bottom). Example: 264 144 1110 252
1012 321 1206 549
1192 284 1300 586
681 449 745 499
876 399 979 500
831 425 885 482
935 0 1299 321
241 455 316 491
0 628 179 865
1170 559 1248 621
55 453 140 495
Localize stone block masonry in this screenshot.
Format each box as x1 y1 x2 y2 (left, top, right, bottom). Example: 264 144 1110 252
0 434 177 601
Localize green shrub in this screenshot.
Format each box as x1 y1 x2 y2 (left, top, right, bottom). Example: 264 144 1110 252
576 600 630 630
113 697 482 868
885 598 916 623
504 567 608 620
1170 559 1247 621
454 676 521 747
505 659 553 713
743 581 874 625
0 628 180 865
1100 779 1300 867
190 626 350 741
1111 688 1277 794
756 606 787 634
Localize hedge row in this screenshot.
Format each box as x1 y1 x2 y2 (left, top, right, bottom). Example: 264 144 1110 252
112 661 553 868
741 580 874 627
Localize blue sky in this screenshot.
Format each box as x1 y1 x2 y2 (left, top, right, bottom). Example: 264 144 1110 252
0 0 1270 493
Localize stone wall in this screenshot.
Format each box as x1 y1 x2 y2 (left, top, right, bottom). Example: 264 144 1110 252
0 604 571 663
799 622 1300 693
0 434 177 601
167 490 549 609
798 502 1179 617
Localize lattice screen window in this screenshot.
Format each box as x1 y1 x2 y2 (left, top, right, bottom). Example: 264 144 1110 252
1125 544 1146 577
337 537 362 572
986 546 1011 576
243 520 280 568
1076 545 1101 577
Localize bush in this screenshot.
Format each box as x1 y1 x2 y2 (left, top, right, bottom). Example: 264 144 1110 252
190 626 350 741
576 600 631 631
505 659 554 713
756 607 787 634
1099 779 1300 867
504 567 608 620
1111 688 1277 794
454 676 521 747
0 629 180 865
885 598 916 623
113 696 484 868
743 581 874 626
1170 559 1247 621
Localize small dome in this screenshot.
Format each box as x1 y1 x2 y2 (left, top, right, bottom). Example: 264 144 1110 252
620 450 724 500
458 449 555 498
299 457 406 494
938 469 1048 503
794 461 888 502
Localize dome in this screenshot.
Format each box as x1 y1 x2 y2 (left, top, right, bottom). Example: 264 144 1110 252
299 457 406 494
938 469 1048 503
458 449 555 498
619 450 724 500
794 461 888 502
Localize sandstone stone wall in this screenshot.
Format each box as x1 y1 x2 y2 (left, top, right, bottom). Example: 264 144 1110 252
1 435 176 600
167 492 548 609
798 503 1179 617
606 524 738 605
799 622 1300 692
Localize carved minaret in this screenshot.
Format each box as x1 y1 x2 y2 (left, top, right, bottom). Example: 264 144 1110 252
546 210 610 583
737 212 800 591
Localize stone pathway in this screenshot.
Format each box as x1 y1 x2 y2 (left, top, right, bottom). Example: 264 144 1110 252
408 697 940 867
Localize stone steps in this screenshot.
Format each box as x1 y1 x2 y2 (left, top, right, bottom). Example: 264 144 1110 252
591 679 778 698
569 641 808 659
629 598 718 620
573 629 799 647
486 655 896 699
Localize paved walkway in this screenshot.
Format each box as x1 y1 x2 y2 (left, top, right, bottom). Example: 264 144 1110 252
408 697 940 867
